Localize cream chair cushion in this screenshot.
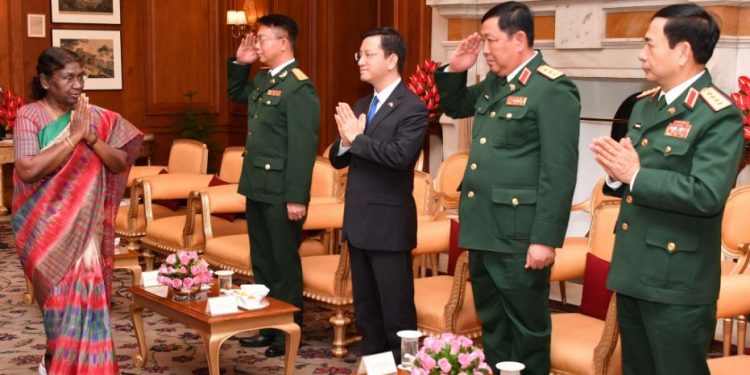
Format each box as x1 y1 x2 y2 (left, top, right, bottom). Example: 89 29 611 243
707 355 750 374
414 275 481 337
551 313 622 375
301 255 342 297
205 234 251 270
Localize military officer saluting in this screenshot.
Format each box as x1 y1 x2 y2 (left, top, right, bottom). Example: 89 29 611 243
435 2 580 374
591 4 744 375
227 14 319 358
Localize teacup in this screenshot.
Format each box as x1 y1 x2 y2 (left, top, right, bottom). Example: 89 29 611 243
239 284 269 306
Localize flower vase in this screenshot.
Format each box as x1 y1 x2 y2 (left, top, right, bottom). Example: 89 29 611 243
172 285 201 301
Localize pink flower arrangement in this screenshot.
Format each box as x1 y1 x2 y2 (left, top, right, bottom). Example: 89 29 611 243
411 333 492 375
157 250 212 290
0 86 24 133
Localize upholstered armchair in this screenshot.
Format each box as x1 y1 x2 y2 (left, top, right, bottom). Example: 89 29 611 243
433 151 468 212
553 178 621 304
138 148 246 264
115 139 208 260
412 170 449 277
413 251 482 338
708 274 750 372
718 185 750 355
550 201 622 375
307 157 344 253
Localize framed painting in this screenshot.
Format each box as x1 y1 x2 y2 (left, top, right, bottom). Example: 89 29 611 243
51 0 121 24
52 29 122 90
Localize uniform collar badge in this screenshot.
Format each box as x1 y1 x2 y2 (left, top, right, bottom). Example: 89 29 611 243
684 87 699 110
665 120 691 139
506 96 527 106
518 68 531 85
508 83 516 91
267 89 282 97
667 107 676 114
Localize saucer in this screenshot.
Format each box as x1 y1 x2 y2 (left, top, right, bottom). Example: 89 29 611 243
237 298 269 311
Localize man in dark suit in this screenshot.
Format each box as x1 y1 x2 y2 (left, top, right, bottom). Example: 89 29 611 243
329 27 428 362
227 14 319 357
591 4 744 374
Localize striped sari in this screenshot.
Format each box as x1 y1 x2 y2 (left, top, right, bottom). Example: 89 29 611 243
12 102 142 374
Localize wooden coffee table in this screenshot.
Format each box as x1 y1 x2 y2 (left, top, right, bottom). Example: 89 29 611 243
129 282 300 374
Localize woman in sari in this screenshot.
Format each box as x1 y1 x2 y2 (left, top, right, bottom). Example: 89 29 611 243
13 47 142 374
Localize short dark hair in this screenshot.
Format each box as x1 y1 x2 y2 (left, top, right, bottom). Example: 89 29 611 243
361 27 407 72
32 47 82 100
482 1 535 47
653 4 719 65
257 14 299 50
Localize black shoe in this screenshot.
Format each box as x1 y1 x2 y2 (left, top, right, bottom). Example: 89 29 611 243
239 334 274 348
264 344 285 357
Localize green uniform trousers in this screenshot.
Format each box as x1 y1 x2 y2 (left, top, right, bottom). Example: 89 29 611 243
246 199 304 344
617 294 715 375
469 250 551 375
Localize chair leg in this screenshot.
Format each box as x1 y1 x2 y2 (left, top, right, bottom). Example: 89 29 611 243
142 248 154 271
738 315 747 356
24 277 35 305
329 307 351 358
724 318 734 356
559 280 567 305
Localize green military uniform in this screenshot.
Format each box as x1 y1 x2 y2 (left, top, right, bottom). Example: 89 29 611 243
435 52 580 374
605 71 744 375
227 59 320 344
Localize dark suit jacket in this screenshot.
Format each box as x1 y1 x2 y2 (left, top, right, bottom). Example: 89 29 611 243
329 82 429 251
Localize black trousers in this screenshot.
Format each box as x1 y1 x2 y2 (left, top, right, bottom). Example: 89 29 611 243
348 245 417 362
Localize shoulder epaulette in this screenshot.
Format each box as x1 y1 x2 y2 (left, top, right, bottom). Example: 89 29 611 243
700 86 732 112
291 68 309 81
636 86 660 99
536 65 563 80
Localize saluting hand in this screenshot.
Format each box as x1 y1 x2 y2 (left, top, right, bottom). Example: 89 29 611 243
334 102 365 147
69 93 90 144
449 32 482 72
236 33 259 65
590 136 641 184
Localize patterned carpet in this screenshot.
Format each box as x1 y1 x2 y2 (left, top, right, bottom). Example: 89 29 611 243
0 218 361 375
0 216 729 374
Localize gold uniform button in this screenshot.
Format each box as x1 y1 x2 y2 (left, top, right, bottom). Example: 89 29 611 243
490 111 496 118
478 107 482 111
270 79 276 84
264 164 271 170
479 137 487 144
484 94 490 100
641 138 649 147
467 191 475 198
266 100 272 105
511 197 520 207
626 195 633 204
621 222 629 231
505 113 513 119
470 163 477 170
247 131 253 136
253 114 259 119
665 145 672 154
667 242 676 252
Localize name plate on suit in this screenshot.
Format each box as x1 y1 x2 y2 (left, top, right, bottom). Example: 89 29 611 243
206 296 239 316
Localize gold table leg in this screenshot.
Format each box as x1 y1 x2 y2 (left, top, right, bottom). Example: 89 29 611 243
129 301 147 367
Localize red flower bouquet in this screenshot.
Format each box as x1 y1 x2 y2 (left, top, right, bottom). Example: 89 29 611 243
729 76 750 170
0 86 24 134
407 59 442 122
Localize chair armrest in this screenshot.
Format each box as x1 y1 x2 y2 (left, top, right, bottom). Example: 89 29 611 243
127 165 166 187
444 251 470 332
142 173 214 223
413 218 451 256
304 202 344 230
593 295 620 375
717 274 750 318
571 198 591 213
333 243 352 297
198 184 245 214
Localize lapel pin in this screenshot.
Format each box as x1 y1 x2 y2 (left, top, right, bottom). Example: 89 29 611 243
634 123 642 129
388 102 394 108
509 83 516 91
668 107 676 114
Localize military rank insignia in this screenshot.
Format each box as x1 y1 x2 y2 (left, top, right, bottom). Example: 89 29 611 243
665 120 691 139
506 96 527 106
267 89 282 97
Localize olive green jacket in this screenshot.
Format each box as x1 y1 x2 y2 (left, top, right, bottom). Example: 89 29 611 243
227 59 320 205
606 71 744 305
435 52 580 253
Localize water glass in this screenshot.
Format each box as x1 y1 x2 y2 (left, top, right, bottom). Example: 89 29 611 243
397 330 422 368
215 270 234 290
496 361 525 375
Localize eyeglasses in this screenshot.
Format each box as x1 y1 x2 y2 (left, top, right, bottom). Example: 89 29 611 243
255 36 285 45
354 51 381 62
53 74 86 85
